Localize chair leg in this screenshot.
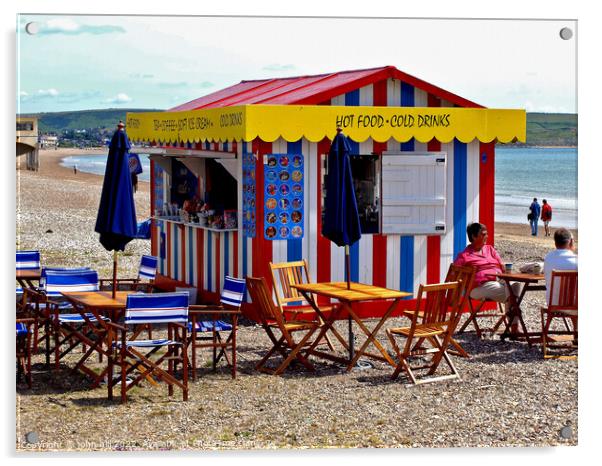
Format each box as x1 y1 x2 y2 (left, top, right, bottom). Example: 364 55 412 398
255 336 286 373
212 328 217 372
387 330 417 383
231 316 237 379
191 327 198 381
181 342 189 401
426 335 456 378
448 337 470 358
273 328 317 375
120 344 128 403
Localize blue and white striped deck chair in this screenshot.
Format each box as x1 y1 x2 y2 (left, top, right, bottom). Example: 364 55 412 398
25 267 94 357
43 270 105 368
138 255 158 282
188 276 246 379
99 255 158 292
41 267 94 297
16 250 40 270
16 250 41 305
108 292 189 403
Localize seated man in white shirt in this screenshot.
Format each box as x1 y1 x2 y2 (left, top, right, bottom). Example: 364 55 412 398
543 228 578 304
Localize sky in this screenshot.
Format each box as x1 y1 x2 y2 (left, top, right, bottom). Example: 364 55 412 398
16 14 577 114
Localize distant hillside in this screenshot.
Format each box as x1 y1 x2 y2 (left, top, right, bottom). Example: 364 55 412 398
21 108 162 133
524 112 577 147
20 109 577 147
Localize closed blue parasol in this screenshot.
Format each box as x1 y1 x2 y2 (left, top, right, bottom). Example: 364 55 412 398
322 128 361 289
94 121 137 297
322 128 362 363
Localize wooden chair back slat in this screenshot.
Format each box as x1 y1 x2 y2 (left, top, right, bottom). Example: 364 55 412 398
445 264 475 311
413 282 460 328
549 270 578 310
270 260 312 307
246 276 284 326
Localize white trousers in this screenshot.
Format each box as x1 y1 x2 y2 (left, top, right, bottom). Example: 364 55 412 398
469 280 522 302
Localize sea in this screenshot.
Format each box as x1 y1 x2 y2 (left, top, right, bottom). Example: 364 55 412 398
494 147 577 228
60 146 578 228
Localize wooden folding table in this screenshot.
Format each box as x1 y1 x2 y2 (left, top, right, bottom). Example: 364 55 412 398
59 291 133 387
495 272 545 346
292 282 411 371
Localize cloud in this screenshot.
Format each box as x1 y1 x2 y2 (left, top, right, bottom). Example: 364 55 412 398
37 88 59 97
18 89 59 103
35 18 125 36
106 93 133 104
262 64 296 72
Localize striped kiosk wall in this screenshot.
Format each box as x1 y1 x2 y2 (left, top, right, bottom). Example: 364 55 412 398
151 76 493 309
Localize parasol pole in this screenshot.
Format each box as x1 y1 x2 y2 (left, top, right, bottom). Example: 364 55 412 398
345 244 354 361
112 250 118 299
345 245 351 290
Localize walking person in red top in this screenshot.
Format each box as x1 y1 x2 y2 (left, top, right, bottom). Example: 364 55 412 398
541 199 553 237
453 222 522 313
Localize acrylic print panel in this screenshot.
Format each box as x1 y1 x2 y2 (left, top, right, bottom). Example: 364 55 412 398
16 14 577 451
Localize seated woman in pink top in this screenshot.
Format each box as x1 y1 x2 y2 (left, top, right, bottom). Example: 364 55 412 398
453 222 521 305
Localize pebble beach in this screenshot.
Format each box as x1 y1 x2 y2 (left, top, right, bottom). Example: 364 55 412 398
15 149 578 451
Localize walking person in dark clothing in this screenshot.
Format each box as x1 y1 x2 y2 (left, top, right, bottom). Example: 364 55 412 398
529 198 541 236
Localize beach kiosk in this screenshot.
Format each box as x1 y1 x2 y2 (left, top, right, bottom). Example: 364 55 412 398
126 66 525 316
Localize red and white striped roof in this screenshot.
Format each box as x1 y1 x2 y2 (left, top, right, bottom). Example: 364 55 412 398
169 66 483 111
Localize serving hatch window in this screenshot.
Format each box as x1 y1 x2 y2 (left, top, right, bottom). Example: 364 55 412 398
321 151 448 236
321 153 381 235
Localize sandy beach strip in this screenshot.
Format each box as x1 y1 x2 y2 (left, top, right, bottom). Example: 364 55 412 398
15 149 577 450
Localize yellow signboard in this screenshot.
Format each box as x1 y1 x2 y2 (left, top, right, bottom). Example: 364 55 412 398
127 105 525 144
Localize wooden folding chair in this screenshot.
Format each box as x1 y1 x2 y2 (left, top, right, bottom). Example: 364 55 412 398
269 260 335 350
188 276 245 379
46 270 107 370
107 292 189 403
22 266 91 354
444 264 476 358
457 291 507 339
541 270 578 359
246 276 320 375
16 250 40 314
387 281 461 386
16 318 35 388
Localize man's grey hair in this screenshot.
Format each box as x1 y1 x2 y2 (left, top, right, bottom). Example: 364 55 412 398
554 228 573 248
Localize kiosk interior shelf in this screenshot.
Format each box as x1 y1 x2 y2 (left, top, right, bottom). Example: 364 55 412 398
153 217 238 233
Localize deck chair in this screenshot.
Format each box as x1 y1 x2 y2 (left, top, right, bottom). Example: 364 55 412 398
386 281 461 385
107 292 189 403
541 270 578 359
16 250 41 313
46 270 109 371
25 267 93 351
16 318 35 388
188 276 246 379
100 255 158 292
16 250 40 271
246 276 320 375
269 260 336 351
